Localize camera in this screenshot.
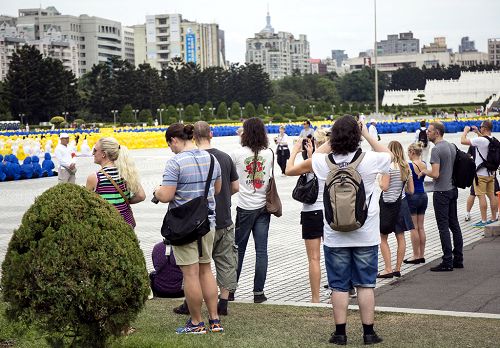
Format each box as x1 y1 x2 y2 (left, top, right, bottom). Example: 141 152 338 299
302 134 313 150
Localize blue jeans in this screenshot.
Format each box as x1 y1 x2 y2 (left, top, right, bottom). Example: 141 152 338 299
433 188 463 267
235 206 271 295
323 245 379 292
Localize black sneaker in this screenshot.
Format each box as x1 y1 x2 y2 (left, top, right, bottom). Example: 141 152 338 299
430 263 453 272
173 301 190 315
329 333 347 345
453 262 464 269
254 294 267 303
228 292 235 301
363 333 383 345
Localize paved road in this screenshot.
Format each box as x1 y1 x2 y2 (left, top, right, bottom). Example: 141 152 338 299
0 131 498 311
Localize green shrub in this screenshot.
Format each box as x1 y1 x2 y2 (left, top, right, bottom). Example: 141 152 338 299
1 184 150 348
49 116 65 128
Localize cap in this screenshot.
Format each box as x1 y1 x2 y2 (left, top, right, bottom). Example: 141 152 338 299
59 133 69 139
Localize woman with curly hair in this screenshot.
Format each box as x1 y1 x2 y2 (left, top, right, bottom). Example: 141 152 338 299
86 137 146 228
230 117 274 304
312 115 392 345
377 141 414 279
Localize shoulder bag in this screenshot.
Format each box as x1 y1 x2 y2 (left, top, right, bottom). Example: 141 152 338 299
292 173 319 204
161 154 214 257
266 149 282 217
99 169 136 226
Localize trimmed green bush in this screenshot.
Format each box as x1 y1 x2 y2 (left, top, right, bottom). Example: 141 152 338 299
1 184 150 348
49 116 65 128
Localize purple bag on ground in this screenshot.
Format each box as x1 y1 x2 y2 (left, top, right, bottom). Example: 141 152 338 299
149 242 184 298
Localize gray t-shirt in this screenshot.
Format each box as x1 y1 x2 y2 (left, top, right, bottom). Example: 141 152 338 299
206 148 239 229
430 140 456 191
299 128 315 138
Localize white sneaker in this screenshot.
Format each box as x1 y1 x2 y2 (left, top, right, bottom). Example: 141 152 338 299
465 213 471 222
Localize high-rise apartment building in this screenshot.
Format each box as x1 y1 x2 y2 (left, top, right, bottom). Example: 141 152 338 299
246 12 310 80
122 26 135 65
488 38 500 66
143 13 225 70
422 37 449 54
0 17 78 80
376 32 419 56
459 36 477 53
331 50 348 67
16 6 122 75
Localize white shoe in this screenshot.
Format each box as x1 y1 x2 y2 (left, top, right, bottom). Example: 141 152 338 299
465 213 471 222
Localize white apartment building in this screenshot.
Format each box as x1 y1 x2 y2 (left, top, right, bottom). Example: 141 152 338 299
143 13 225 70
122 26 135 65
132 24 146 66
245 12 310 80
16 7 122 75
0 20 78 80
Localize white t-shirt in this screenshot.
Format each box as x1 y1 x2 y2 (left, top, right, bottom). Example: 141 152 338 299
470 136 491 177
275 133 289 147
312 150 391 247
231 147 274 210
54 143 73 170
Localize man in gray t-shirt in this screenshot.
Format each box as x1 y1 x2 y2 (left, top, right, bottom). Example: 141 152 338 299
420 122 463 272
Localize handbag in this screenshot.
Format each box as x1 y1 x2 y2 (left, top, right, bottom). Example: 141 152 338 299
99 169 136 227
161 155 214 257
292 173 319 204
379 179 406 234
266 149 282 217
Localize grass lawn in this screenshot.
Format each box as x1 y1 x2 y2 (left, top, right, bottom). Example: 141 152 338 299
1 298 499 347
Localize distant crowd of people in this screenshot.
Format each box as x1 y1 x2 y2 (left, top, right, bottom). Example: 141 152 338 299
17 115 498 344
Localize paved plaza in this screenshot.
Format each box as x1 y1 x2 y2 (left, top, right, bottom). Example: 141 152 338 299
0 130 498 308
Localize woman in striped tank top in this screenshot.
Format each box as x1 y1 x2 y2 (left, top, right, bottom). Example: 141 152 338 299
86 137 145 228
377 141 414 279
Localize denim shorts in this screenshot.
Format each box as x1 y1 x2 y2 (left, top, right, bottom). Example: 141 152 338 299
407 192 428 215
323 245 378 292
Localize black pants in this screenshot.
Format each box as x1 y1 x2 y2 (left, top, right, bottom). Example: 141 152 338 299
433 188 463 267
276 147 290 174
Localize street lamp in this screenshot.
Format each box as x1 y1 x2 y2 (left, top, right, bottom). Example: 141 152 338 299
209 107 215 118
264 106 270 115
331 105 336 114
111 110 118 126
132 109 139 122
240 106 245 118
157 108 164 125
176 107 183 123
62 111 69 122
364 104 369 113
349 104 353 113
291 105 296 115
309 105 315 115
18 113 25 125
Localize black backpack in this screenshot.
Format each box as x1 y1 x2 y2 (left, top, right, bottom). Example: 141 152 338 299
452 144 476 189
418 129 428 148
476 136 500 174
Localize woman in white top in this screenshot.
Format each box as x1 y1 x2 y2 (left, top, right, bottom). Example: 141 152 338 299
274 125 290 175
231 117 274 304
285 128 328 303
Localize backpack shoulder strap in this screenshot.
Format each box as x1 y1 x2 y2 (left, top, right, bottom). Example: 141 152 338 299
348 148 365 169
203 154 215 198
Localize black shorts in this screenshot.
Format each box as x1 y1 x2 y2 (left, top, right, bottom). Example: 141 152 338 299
300 210 324 240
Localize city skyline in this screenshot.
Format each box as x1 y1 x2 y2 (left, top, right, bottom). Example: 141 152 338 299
2 0 499 63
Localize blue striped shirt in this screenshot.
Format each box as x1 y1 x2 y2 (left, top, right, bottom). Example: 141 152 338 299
162 149 221 226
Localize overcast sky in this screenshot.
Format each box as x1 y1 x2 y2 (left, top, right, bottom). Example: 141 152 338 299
3 0 499 63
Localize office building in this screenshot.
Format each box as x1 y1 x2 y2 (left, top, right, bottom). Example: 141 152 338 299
122 26 135 65
376 32 419 56
422 37 449 54
488 38 500 66
331 49 348 67
459 36 477 53
246 12 310 80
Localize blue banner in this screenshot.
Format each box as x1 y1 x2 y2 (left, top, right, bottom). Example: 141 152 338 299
186 31 196 63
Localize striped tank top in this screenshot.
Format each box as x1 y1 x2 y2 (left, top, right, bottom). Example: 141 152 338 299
95 166 136 228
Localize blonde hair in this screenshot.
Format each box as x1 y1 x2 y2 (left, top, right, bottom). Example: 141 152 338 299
97 137 142 195
314 128 329 146
408 142 423 157
388 141 410 182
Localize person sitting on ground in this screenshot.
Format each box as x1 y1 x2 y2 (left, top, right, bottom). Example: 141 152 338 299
8 155 21 180
31 156 42 178
20 156 34 179
42 152 56 177
150 241 184 298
